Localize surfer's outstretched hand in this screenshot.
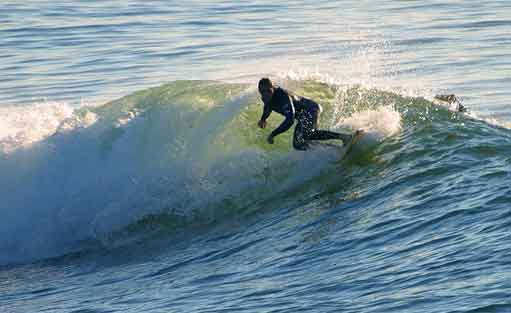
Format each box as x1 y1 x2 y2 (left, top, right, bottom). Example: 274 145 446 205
258 120 267 129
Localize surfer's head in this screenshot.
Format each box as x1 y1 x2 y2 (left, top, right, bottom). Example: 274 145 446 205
258 78 274 103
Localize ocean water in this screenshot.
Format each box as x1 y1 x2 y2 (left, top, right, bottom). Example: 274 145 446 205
1 1 510 313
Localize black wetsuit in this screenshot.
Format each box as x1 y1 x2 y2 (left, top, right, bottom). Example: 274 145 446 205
260 87 343 150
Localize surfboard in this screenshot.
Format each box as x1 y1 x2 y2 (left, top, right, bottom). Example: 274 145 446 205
342 129 365 158
307 129 365 160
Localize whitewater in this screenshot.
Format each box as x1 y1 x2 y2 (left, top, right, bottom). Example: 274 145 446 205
1 1 510 313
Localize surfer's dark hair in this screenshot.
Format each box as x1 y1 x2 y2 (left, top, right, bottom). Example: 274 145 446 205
258 78 273 91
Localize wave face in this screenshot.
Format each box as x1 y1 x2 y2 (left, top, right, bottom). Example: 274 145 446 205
0 80 390 263
1 79 508 263
1 79 510 312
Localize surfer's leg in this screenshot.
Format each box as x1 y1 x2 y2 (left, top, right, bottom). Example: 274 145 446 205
304 109 352 144
292 119 308 150
309 130 351 143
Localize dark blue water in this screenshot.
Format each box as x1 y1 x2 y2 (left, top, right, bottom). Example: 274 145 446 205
1 2 510 313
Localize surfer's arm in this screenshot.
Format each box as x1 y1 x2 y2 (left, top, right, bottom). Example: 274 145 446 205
270 114 294 138
270 96 295 138
259 101 272 123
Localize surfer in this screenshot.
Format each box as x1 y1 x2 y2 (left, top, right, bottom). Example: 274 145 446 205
257 78 358 150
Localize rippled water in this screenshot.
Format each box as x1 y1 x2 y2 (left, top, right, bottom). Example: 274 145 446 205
2 1 510 114
1 1 510 313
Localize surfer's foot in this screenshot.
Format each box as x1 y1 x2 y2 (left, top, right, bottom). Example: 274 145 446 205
342 134 353 146
336 133 352 145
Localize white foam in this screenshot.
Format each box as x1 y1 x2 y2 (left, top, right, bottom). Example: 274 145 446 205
335 105 402 140
0 101 98 153
467 112 511 130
